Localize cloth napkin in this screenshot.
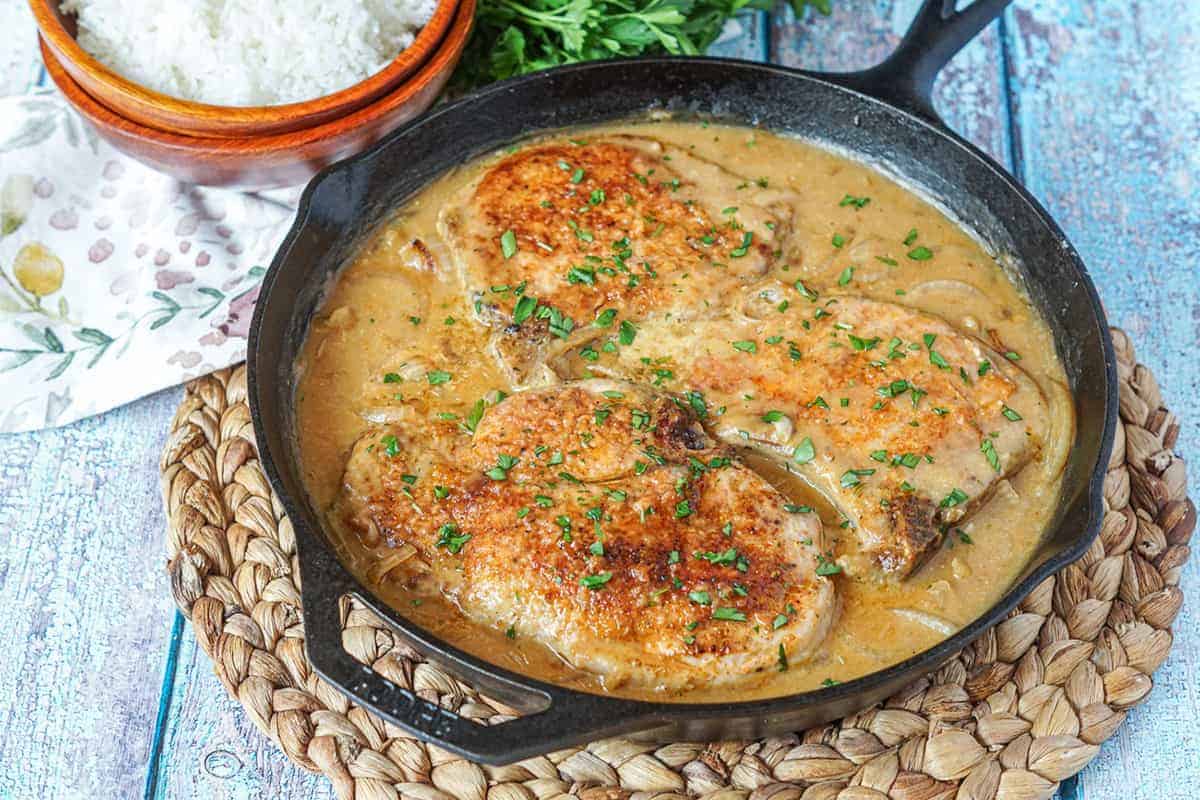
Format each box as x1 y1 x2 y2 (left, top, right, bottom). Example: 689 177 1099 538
0 90 299 433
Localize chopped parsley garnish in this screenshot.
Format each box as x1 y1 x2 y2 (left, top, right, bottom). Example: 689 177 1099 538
762 410 785 423
940 488 969 508
732 340 757 353
566 219 594 242
580 572 612 590
435 523 471 554
426 370 452 385
713 607 747 622
903 228 918 246
618 319 637 345
839 194 871 209
567 265 596 285
688 590 711 605
695 548 745 569
730 231 753 258
848 334 880 351
594 308 617 327
777 644 789 672
512 295 537 325
837 266 854 286
433 485 449 499
981 437 1001 472
685 390 708 419
381 434 401 458
907 245 934 261
462 398 486 434
793 437 815 465
383 372 402 384
1001 405 1023 421
675 500 693 518
831 233 845 248
536 303 575 339
840 468 875 488
500 229 518 259
794 280 818 301
485 454 519 481
815 554 842 576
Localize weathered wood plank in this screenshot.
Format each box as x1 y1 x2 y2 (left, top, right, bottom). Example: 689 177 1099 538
708 9 771 61
1003 2 1200 797
770 0 1012 164
149 624 335 799
0 386 181 799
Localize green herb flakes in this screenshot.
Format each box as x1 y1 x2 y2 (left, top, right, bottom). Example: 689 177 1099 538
713 607 747 622
580 572 612 590
435 522 471 554
500 229 517 259
793 437 816 465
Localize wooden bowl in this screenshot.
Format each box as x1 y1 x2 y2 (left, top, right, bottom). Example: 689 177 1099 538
39 0 474 190
29 0 460 138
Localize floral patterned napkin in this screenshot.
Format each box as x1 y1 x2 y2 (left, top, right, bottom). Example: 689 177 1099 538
0 90 299 433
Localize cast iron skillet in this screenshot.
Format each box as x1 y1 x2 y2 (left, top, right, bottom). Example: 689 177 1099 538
249 0 1117 765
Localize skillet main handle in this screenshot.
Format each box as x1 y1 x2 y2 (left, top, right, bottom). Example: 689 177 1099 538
302 583 656 765
823 0 1015 127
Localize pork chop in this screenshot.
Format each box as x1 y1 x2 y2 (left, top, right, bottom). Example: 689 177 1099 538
557 288 1049 578
439 135 797 384
336 379 835 690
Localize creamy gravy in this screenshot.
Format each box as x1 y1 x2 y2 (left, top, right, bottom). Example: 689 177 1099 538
295 121 1073 702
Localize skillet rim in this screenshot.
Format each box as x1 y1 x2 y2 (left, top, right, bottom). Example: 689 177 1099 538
248 55 1118 726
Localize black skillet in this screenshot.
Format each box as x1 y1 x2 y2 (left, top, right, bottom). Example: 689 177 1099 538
248 0 1117 765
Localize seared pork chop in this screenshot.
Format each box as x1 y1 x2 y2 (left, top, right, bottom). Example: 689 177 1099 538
336 380 835 690
439 136 797 384
557 289 1048 578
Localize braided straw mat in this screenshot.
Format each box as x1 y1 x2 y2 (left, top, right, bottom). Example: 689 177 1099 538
162 327 1193 800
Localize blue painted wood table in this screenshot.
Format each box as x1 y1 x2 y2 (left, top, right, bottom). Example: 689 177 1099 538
0 1 1197 797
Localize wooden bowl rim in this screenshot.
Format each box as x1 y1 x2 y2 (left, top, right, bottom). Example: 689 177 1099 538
38 0 475 155
28 0 461 135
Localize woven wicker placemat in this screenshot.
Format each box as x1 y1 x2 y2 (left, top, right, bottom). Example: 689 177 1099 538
161 327 1193 800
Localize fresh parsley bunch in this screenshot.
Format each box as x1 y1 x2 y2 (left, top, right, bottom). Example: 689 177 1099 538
453 0 833 88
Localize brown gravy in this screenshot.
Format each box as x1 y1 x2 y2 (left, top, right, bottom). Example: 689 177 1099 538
294 120 1074 702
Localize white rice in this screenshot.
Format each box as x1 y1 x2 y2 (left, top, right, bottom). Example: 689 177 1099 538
61 0 437 106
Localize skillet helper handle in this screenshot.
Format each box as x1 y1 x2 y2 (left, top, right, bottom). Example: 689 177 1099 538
828 0 1015 127
302 581 654 765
